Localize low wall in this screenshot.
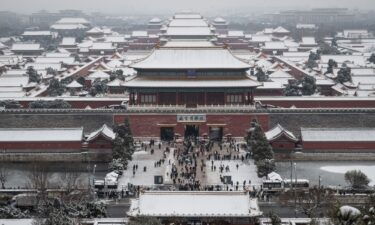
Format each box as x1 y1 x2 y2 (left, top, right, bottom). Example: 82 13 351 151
0 152 112 163
276 152 375 161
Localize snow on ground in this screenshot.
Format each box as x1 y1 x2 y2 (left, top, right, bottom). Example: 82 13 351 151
205 159 262 188
321 165 375 185
117 148 175 190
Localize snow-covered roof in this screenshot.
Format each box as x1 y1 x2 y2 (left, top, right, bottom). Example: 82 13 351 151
0 76 29 87
149 17 162 23
25 63 62 71
66 80 83 88
228 30 245 37
87 27 103 34
263 42 287 50
320 55 367 67
296 24 317 29
265 124 298 142
107 78 125 87
86 124 115 142
268 70 293 79
22 31 53 36
35 57 75 64
91 42 114 50
169 19 208 27
301 127 375 142
106 59 123 68
11 43 42 51
163 40 214 48
88 70 110 80
0 128 83 142
166 27 213 36
301 37 317 46
105 36 127 43
132 31 148 37
131 48 251 70
174 14 202 19
128 191 262 217
51 24 87 30
124 76 259 88
213 17 227 23
273 26 290 34
55 17 90 24
251 35 272 43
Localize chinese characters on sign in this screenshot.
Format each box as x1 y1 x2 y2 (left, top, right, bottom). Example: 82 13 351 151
177 114 206 123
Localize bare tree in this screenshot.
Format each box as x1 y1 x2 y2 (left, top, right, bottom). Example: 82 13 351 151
0 164 10 189
278 187 336 218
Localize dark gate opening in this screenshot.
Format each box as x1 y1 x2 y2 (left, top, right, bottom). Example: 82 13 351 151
184 125 199 139
209 127 223 141
160 127 174 141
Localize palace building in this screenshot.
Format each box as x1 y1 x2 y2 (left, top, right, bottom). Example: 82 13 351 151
125 47 259 106
120 46 260 141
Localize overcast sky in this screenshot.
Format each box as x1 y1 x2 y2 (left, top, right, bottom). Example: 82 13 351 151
2 0 375 14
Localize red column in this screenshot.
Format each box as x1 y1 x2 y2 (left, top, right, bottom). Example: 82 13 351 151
157 92 160 105
204 92 208 105
176 92 179 105
223 92 227 105
251 90 254 104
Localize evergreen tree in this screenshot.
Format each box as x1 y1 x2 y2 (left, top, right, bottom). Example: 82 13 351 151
325 59 338 75
111 118 135 168
306 52 319 69
90 79 108 96
245 122 275 177
77 76 86 85
337 64 352 84
369 53 375 64
301 76 317 95
269 212 282 225
284 80 302 96
47 78 65 96
255 67 268 82
27 66 41 83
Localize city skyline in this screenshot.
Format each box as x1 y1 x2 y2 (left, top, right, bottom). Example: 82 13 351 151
2 0 375 14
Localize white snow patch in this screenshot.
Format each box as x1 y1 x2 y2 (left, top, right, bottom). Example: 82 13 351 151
321 165 375 185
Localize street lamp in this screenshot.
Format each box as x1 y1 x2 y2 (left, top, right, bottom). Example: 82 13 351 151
318 175 322 207
294 162 297 217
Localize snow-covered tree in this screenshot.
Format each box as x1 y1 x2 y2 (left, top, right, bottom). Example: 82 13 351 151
112 117 135 168
369 54 375 64
269 212 281 225
27 66 41 84
337 64 352 84
47 78 65 97
0 206 30 219
301 76 317 95
255 67 268 82
245 121 275 177
284 81 302 96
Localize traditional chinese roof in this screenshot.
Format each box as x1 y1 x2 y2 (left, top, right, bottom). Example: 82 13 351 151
127 191 262 218
86 124 116 142
66 80 83 88
301 127 375 142
130 48 251 70
124 76 259 89
0 128 83 142
265 124 298 142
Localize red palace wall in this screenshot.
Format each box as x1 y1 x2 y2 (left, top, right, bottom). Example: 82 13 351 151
114 113 269 138
256 99 375 108
303 142 375 151
0 141 82 151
